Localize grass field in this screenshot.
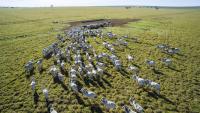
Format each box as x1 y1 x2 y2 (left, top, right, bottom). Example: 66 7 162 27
0 7 200 113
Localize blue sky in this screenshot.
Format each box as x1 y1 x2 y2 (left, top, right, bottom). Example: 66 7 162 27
0 0 200 7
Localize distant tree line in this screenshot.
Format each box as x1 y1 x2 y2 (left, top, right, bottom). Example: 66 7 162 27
125 6 160 10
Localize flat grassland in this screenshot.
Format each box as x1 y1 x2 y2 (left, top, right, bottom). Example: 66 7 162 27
0 7 200 113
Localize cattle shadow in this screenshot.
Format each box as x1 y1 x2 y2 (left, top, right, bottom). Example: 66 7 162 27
62 69 69 77
52 77 68 90
176 53 187 57
91 104 103 113
101 77 112 87
103 71 112 77
167 66 181 72
45 98 54 113
43 53 53 60
60 82 68 91
119 67 130 78
25 70 35 79
75 93 86 106
91 62 97 69
33 90 39 105
76 80 83 90
147 91 175 105
83 77 97 86
96 78 106 89
53 76 61 83
132 64 141 69
152 68 165 76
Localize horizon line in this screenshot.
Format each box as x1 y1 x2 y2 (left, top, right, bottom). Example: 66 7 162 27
1 5 200 8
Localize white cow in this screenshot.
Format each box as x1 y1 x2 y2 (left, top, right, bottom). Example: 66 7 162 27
101 97 116 109
49 66 59 77
127 55 133 62
60 61 65 71
128 65 139 74
132 75 146 87
58 73 64 82
80 88 97 98
37 59 43 72
146 80 160 94
70 80 78 93
161 58 172 66
50 106 57 113
146 60 155 68
43 88 49 99
30 79 36 90
97 67 104 76
25 60 34 75
129 97 144 113
122 105 137 113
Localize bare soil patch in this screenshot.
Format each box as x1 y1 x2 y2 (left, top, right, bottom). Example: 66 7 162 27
68 18 141 27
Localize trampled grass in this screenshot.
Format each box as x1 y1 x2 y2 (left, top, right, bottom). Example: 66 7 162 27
0 7 200 113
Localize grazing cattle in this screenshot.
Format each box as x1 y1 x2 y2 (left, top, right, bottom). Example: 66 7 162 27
122 105 136 113
92 69 97 76
129 97 144 113
58 73 64 82
110 54 117 62
132 75 146 87
70 73 77 81
101 53 108 57
30 78 36 91
56 34 64 42
161 58 172 66
66 50 71 62
86 70 93 78
80 88 97 98
70 80 78 93
146 60 155 68
57 59 61 66
50 106 57 113
96 62 105 68
146 80 160 94
42 88 49 99
114 60 121 70
37 59 43 73
88 56 93 62
156 44 180 55
78 66 83 75
49 65 59 77
101 97 116 109
42 43 58 58
123 35 128 38
128 65 139 74
69 68 76 75
110 47 115 53
156 44 169 50
60 61 65 71
25 60 34 75
117 38 128 46
167 48 180 55
97 67 104 76
85 63 93 71
127 55 133 62
107 32 116 38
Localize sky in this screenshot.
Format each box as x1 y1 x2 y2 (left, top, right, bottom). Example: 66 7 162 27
0 0 200 7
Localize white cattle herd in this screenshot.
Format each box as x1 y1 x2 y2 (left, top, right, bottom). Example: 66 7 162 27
25 21 180 113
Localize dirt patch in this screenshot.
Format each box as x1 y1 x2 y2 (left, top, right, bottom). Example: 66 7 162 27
68 18 141 27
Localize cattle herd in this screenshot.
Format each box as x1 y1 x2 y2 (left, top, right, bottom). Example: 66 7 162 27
25 20 180 113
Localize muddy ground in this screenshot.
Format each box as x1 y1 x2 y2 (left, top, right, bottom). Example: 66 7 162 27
68 18 141 28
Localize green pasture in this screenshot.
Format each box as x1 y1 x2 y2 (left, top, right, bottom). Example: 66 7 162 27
0 7 199 113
